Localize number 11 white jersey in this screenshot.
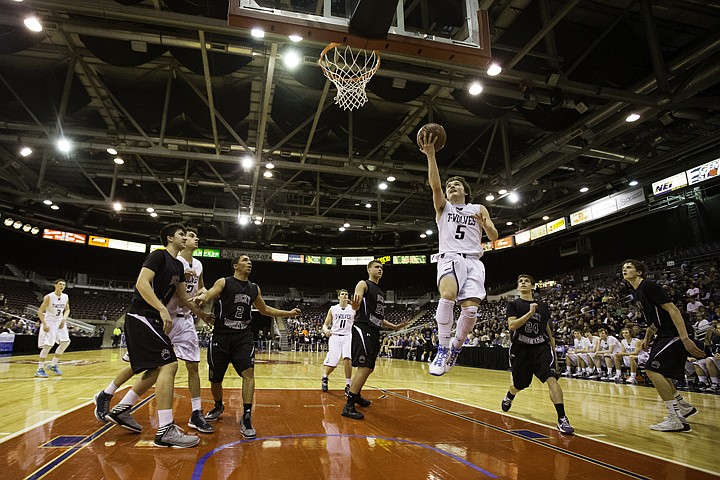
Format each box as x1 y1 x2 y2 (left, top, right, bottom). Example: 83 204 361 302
437 202 483 256
330 304 354 335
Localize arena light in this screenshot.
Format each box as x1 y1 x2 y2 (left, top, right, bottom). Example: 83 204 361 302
251 28 265 38
3 218 13 227
580 186 589 193
386 175 395 182
338 226 346 232
146 207 155 213
498 189 508 195
113 201 122 211
30 226 40 235
378 182 388 190
468 82 483 95
625 113 640 122
43 199 52 205
365 203 371 208
241 156 254 169
114 157 124 165
57 137 71 153
150 212 158 218
629 180 639 186
425 229 433 236
20 147 32 157
485 194 495 201
506 221 513 226
13 220 22 229
106 147 118 155
265 162 275 169
542 215 550 221
487 63 502 76
263 170 273 178
343 222 350 228
24 16 42 32
283 50 301 69
22 224 32 232
288 34 303 42
238 213 249 225
508 192 519 203
420 233 427 238
50 205 59 210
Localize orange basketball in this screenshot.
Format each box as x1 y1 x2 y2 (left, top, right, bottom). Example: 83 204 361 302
417 123 447 152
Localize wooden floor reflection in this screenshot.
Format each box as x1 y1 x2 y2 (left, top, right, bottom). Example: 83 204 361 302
1 349 718 479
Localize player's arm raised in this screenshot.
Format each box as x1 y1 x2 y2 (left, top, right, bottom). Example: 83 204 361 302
419 132 446 217
253 286 301 318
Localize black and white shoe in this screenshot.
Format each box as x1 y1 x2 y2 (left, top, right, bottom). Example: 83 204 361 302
501 398 512 412
188 409 214 433
341 403 364 420
106 404 142 433
205 403 224 422
321 377 328 392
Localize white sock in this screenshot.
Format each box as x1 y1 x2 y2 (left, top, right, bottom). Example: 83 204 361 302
674 393 691 408
451 306 478 351
191 397 202 412
630 372 636 378
51 357 59 366
104 381 119 395
346 378 351 386
435 299 455 348
664 400 679 418
158 409 173 428
38 360 46 369
119 389 140 407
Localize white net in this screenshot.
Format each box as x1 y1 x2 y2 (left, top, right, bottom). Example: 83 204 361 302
318 43 380 111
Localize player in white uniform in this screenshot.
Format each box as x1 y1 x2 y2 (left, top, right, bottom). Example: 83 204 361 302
93 228 214 434
419 131 498 376
169 227 213 433
595 328 623 380
563 330 588 376
573 331 598 378
35 279 71 378
613 327 648 384
321 289 355 395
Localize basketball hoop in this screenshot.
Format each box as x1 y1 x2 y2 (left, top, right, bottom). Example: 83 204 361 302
318 43 380 111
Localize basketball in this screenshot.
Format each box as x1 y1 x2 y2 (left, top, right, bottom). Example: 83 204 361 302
417 123 447 152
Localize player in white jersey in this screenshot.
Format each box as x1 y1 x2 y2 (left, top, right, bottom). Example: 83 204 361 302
595 328 623 380
573 331 599 378
321 289 355 395
613 327 647 384
35 279 71 378
419 131 498 376
563 330 590 376
169 227 213 433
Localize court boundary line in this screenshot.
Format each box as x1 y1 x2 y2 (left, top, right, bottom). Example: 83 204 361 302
23 394 156 480
387 386 720 477
378 387 653 480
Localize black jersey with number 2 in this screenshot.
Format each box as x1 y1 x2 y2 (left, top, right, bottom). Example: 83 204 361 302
214 277 259 334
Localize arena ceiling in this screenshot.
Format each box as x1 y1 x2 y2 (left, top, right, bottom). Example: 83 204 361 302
1 0 719 253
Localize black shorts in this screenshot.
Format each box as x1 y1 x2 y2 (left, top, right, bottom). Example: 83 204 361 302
509 342 556 390
124 312 177 374
208 330 255 383
647 337 703 381
351 322 381 370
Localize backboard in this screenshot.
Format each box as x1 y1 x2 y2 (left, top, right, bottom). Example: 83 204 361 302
228 0 491 68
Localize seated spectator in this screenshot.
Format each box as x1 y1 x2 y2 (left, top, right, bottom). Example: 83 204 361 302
686 297 704 314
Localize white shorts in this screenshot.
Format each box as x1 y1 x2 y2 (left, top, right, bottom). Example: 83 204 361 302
436 253 486 302
566 352 588 366
707 356 720 369
323 334 352 367
168 313 200 362
38 319 70 348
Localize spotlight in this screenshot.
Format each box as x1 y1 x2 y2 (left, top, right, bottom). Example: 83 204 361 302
50 205 59 210
238 213 249 225
580 186 589 193
241 156 254 169
24 16 42 32
13 220 22 229
506 221 513 226
107 147 118 155
20 147 32 157
288 34 303 42
22 224 31 232
378 182 388 190
487 63 502 76
425 230 433 236
113 201 122 211
498 189 508 195
3 218 13 227
283 51 301 69
508 192 519 203
254 219 262 225
365 203 371 208
150 212 158 218
146 207 155 213
57 138 70 153
625 113 640 122
468 82 483 95
386 176 395 182
263 170 273 178
114 157 124 165
485 194 495 201
43 199 53 205
251 28 265 38
420 233 427 239
542 215 550 221
265 162 275 169
31 226 39 235
629 180 639 187
343 222 350 228
338 226 346 232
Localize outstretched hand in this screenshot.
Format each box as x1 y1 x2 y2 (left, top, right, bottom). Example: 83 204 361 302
418 131 437 157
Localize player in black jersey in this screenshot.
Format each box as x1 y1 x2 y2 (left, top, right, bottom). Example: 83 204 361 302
342 260 407 420
501 274 574 435
622 259 705 432
193 254 301 438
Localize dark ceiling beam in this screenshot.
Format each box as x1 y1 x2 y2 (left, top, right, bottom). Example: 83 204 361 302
505 0 579 69
640 0 671 95
538 0 560 71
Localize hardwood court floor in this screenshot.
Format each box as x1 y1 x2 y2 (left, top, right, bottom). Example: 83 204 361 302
1 348 718 479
